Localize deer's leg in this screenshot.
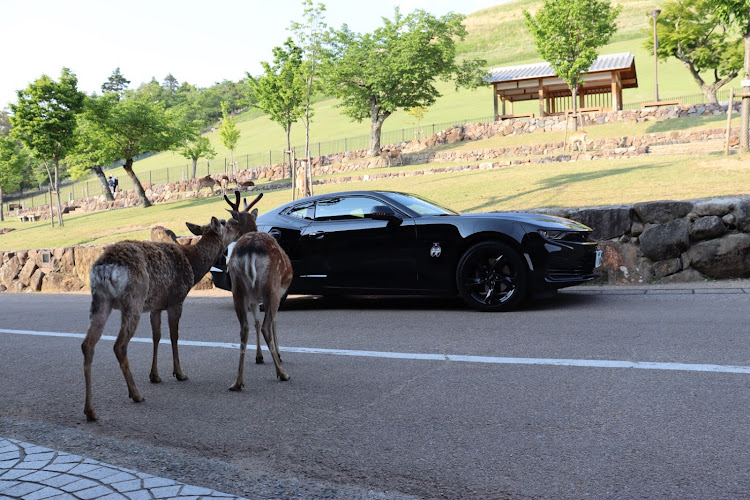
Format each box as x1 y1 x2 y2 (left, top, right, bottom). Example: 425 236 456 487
149 310 162 383
251 303 264 364
82 298 112 421
261 302 289 381
113 307 144 403
230 291 251 391
167 304 188 381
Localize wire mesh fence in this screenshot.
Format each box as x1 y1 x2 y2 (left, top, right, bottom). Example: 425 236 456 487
4 88 743 211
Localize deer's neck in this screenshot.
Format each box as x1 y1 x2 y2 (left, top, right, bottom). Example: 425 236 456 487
182 233 225 286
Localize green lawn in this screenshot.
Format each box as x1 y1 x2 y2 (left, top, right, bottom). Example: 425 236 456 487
3 151 747 252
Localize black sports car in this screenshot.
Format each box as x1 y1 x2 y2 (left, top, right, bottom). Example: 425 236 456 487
211 190 601 311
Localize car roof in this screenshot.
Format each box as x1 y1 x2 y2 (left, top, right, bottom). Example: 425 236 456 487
270 190 405 211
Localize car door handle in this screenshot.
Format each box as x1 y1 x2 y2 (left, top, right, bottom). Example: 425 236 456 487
308 231 325 239
268 228 281 238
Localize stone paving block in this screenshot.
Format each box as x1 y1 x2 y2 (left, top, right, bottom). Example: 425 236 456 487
21 446 51 455
60 477 99 492
24 452 56 462
41 473 80 488
44 463 77 473
68 463 102 475
0 445 17 454
0 481 20 493
179 485 214 496
16 460 55 470
1 481 44 497
142 476 177 488
23 486 67 500
0 468 32 480
0 452 19 461
43 494 77 500
101 471 138 484
0 461 19 469
81 466 122 480
96 493 128 500
18 470 61 483
123 489 153 500
170 496 200 500
110 479 143 492
151 484 182 498
76 485 119 499
51 454 83 464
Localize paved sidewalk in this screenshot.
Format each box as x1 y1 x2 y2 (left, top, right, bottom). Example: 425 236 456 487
0 438 245 500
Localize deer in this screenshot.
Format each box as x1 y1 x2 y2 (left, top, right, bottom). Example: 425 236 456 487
215 174 232 195
227 230 294 390
82 192 264 421
379 147 403 167
236 179 255 191
194 175 218 195
569 129 588 153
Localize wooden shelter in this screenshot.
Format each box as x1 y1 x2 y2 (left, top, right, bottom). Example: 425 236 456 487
487 52 638 119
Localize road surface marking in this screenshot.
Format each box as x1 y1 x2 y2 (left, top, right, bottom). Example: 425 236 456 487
2 328 750 375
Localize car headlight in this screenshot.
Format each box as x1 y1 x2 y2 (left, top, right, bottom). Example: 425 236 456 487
538 229 588 242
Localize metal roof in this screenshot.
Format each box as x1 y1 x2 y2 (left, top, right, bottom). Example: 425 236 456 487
487 52 635 83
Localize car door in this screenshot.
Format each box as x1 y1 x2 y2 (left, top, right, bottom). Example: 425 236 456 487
298 195 418 291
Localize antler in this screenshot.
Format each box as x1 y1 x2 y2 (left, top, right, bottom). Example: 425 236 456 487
224 191 263 213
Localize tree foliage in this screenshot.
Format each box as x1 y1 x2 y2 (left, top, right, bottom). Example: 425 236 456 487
178 135 216 179
250 37 306 177
324 8 487 155
524 0 620 115
644 0 744 103
101 67 130 98
217 100 241 171
0 135 30 221
10 67 84 226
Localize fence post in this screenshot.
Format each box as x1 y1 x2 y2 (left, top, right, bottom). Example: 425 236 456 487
149 171 152 186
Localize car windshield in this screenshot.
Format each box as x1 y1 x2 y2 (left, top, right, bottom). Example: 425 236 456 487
384 192 458 216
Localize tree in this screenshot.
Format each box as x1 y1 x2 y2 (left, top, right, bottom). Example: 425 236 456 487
324 8 487 156
524 0 621 122
163 74 179 94
0 135 29 222
250 37 306 178
645 0 744 103
10 67 84 226
101 67 130 99
217 101 241 175
0 110 11 137
178 135 217 179
290 0 328 193
406 106 428 139
714 0 750 152
85 92 188 207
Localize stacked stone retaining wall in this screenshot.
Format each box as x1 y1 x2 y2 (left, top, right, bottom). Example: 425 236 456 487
3 196 750 293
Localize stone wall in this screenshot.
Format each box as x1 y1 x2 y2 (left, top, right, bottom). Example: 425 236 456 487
2 195 750 293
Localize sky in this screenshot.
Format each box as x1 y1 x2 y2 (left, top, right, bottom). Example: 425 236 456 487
2 0 502 111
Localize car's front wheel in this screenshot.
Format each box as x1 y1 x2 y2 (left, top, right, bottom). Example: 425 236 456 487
456 241 528 312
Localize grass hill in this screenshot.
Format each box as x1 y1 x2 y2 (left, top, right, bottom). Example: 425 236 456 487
122 0 745 179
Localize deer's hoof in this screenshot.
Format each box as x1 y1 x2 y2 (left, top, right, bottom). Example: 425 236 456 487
150 373 161 384
229 383 244 392
278 373 290 382
255 357 264 364
84 410 98 422
131 394 144 403
173 372 189 381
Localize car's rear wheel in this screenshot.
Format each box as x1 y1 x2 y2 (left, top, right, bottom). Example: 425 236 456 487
456 241 528 312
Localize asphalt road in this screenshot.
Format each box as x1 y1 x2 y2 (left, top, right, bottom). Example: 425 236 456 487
2 283 750 499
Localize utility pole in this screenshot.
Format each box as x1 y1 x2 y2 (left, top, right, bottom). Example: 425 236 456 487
649 9 662 103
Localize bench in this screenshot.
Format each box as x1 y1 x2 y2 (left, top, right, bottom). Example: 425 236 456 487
18 214 41 223
8 203 23 211
641 100 683 108
565 107 603 114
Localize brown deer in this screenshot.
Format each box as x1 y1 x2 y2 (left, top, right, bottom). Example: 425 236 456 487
82 192 264 421
215 174 232 195
227 231 293 390
379 147 403 167
194 175 218 195
569 130 588 153
236 179 255 191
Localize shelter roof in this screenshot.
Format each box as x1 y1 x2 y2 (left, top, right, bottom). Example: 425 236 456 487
487 52 636 83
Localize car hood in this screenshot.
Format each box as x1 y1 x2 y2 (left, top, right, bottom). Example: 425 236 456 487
454 212 592 231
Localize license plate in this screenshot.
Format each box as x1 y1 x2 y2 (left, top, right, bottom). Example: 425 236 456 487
595 249 603 268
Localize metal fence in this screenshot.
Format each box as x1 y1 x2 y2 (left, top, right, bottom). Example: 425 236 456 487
3 88 742 211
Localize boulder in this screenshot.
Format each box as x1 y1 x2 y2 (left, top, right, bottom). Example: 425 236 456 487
567 207 630 241
687 233 750 279
653 258 682 278
657 268 707 284
28 269 43 291
596 241 654 284
18 259 38 286
73 246 105 287
693 197 741 217
632 200 693 224
639 218 690 261
735 198 750 232
690 216 726 240
41 272 85 293
0 256 22 289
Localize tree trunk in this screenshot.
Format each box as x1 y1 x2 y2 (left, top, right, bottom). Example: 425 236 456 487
53 158 64 226
741 23 750 153
192 158 198 179
286 123 292 179
571 86 579 131
123 157 152 208
93 166 114 201
0 188 4 223
368 100 391 156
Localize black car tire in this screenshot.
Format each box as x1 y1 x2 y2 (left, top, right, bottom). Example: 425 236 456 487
456 241 528 312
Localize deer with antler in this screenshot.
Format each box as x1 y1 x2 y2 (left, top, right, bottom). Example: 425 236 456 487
81 192 263 421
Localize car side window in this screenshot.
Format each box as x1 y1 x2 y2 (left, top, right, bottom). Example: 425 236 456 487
314 197 385 222
285 203 314 220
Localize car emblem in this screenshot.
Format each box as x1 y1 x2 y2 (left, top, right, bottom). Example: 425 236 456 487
430 243 442 258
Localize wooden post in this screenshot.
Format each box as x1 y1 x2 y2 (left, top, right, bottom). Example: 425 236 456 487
725 88 735 156
493 85 498 121
538 87 545 117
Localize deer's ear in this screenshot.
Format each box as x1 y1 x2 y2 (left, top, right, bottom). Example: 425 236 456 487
209 216 222 231
251 208 259 219
186 222 203 235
